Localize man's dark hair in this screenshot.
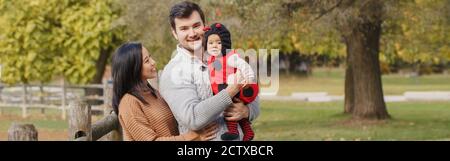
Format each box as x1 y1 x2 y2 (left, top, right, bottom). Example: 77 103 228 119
169 1 206 30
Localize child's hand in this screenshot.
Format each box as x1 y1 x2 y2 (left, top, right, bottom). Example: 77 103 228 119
227 54 256 83
228 70 249 86
225 70 247 97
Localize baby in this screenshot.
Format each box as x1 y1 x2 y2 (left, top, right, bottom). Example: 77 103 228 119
203 23 258 141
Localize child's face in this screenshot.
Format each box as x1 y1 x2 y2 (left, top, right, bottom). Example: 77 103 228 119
207 34 222 56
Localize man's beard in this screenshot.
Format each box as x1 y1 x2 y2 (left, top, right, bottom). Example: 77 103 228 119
184 40 202 51
192 40 203 51
183 40 203 58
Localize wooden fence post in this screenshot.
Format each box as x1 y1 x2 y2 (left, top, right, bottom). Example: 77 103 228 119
0 85 3 116
8 123 38 141
61 79 67 120
98 81 122 141
103 124 123 141
68 100 91 141
103 81 112 112
39 83 45 114
93 110 122 141
22 84 28 118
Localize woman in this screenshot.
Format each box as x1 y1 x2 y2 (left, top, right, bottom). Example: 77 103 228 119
111 42 217 141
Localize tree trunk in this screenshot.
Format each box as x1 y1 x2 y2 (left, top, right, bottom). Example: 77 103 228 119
92 48 111 84
344 20 390 120
285 53 292 76
344 47 354 114
85 48 111 105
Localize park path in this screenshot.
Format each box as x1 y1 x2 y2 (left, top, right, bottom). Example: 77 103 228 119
261 91 450 102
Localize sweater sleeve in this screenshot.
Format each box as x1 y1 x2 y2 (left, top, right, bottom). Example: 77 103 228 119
119 97 186 141
247 95 260 122
160 67 233 131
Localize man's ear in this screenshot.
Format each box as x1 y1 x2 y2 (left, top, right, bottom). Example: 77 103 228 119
171 29 178 41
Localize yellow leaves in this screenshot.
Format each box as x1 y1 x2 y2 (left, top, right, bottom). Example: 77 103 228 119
397 49 405 59
25 22 36 33
26 51 37 62
418 52 432 62
337 45 346 57
394 43 402 52
14 59 23 70
290 35 298 44
29 0 40 6
379 54 387 63
432 57 441 64
415 0 428 6
294 42 304 52
410 15 419 22
13 31 22 40
439 46 450 60
80 36 89 46
89 50 100 60
315 45 327 54
63 38 73 48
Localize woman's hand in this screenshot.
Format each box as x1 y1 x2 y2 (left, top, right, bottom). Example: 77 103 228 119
196 122 219 141
185 122 218 141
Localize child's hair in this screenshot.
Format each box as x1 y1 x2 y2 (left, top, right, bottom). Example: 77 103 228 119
203 23 231 56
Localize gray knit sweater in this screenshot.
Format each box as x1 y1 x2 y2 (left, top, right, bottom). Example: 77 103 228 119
159 45 260 141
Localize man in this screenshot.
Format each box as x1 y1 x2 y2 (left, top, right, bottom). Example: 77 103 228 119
159 1 260 141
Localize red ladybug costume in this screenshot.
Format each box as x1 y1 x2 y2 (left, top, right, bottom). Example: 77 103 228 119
204 23 258 141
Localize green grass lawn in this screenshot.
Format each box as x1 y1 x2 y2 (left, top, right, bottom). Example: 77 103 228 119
1 101 449 141
0 108 101 141
277 68 450 96
254 101 450 141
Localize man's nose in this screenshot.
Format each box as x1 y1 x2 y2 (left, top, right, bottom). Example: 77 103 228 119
187 28 196 38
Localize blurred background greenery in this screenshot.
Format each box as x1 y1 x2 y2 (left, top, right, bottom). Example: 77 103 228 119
1 0 448 85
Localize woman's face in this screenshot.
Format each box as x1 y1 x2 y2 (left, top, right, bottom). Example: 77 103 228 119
141 47 157 80
207 34 222 56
